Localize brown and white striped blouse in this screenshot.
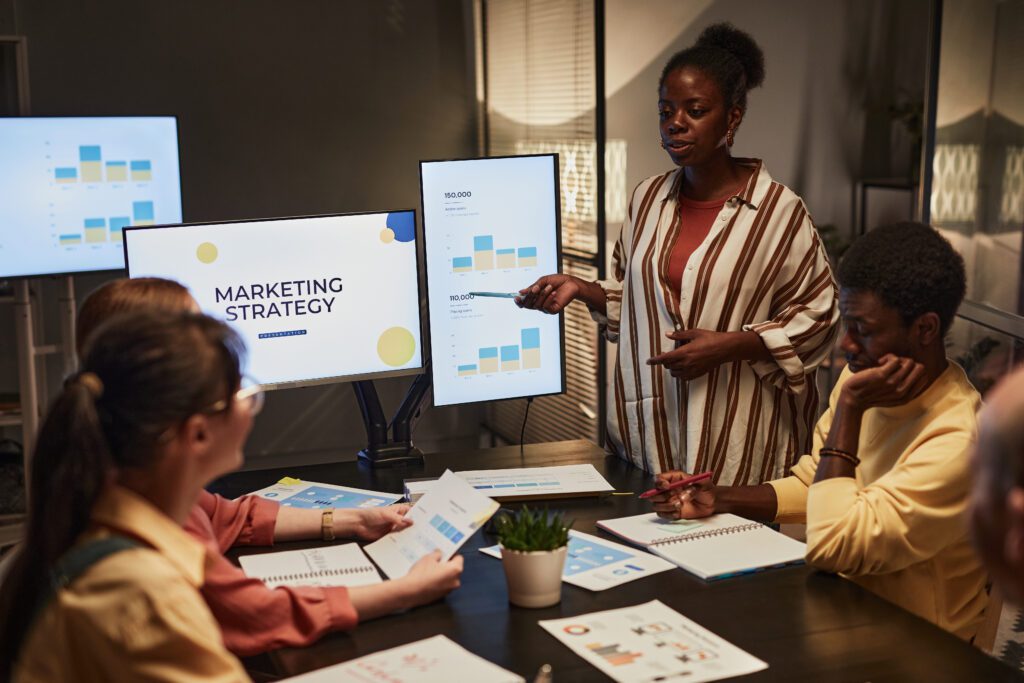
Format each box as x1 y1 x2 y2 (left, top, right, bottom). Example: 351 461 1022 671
593 159 839 483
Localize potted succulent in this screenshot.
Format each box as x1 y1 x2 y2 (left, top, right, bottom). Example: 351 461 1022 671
495 506 571 608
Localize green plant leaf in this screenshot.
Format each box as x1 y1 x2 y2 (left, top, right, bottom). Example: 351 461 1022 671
495 505 572 552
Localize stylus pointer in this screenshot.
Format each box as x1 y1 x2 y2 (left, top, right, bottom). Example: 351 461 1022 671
469 291 521 298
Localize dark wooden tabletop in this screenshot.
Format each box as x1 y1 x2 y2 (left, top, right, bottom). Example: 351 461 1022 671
211 440 1022 682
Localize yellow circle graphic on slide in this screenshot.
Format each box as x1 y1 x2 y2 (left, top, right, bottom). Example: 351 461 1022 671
379 228 395 243
377 327 416 367
196 242 218 264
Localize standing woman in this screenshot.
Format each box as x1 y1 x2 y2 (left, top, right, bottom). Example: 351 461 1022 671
518 23 838 483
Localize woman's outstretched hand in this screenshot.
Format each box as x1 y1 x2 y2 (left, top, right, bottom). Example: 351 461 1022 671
515 274 583 314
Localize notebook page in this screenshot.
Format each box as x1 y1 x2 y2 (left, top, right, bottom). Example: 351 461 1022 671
596 512 730 547
239 543 382 589
650 525 806 580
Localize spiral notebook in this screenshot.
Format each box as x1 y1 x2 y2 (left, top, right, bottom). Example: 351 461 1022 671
596 513 805 581
239 543 382 589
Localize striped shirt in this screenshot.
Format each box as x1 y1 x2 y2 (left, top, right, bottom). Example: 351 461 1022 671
593 159 839 483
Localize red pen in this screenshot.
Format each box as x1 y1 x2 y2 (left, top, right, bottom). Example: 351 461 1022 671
638 471 714 499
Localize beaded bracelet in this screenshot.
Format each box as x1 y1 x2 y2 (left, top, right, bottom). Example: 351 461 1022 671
819 447 860 467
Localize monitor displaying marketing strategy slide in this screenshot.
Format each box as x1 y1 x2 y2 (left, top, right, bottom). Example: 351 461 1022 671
0 117 182 278
420 154 564 406
123 211 423 388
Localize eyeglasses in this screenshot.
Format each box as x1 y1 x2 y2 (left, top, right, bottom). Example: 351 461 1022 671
204 377 265 416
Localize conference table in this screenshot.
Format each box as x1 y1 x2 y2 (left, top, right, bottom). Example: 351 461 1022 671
211 440 1022 681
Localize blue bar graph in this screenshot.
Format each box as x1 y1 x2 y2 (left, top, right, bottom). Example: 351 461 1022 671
130 160 151 171
474 235 494 251
133 201 155 224
79 146 101 162
521 328 540 349
109 216 131 241
55 167 78 181
518 247 537 258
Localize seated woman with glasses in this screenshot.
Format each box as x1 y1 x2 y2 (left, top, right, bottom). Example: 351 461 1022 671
53 278 462 659
1 312 258 679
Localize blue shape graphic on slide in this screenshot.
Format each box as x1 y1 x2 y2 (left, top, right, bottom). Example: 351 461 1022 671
430 514 465 544
387 212 415 243
266 485 391 509
564 537 634 576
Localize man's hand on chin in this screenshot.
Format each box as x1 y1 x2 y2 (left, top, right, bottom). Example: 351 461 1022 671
841 354 930 411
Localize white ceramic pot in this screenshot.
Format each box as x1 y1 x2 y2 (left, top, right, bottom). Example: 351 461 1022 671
499 544 568 608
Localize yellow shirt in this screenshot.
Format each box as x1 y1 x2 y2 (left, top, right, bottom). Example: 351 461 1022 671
15 485 249 682
769 363 988 640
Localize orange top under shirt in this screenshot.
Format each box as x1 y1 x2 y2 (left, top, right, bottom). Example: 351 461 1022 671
665 193 728 301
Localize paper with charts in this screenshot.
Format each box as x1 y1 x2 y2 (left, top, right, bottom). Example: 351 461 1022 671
480 530 674 591
405 464 614 502
282 634 523 682
248 478 402 509
540 600 767 683
365 470 500 578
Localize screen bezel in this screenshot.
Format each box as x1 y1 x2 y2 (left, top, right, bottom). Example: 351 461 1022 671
0 115 184 280
123 209 426 392
418 153 566 407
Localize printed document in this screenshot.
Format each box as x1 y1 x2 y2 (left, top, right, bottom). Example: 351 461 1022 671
283 634 523 682
480 530 673 591
366 470 499 578
540 600 767 683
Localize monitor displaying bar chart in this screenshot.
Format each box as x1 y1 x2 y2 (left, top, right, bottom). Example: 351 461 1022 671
0 117 182 278
421 154 564 406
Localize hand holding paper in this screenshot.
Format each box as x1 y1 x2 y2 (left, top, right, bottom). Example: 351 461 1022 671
365 470 500 578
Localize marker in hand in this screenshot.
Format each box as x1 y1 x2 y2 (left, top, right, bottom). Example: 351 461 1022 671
638 471 714 500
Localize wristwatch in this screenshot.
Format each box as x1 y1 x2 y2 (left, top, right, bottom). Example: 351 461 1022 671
321 509 335 541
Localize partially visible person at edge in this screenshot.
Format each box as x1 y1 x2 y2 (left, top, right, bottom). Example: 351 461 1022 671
970 364 1024 606
65 278 463 658
517 23 838 483
650 223 989 640
0 312 256 680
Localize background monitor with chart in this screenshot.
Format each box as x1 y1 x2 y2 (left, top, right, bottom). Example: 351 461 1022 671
0 116 182 278
420 154 564 407
123 211 423 390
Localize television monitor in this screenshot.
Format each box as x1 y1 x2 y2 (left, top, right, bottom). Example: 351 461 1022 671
0 116 182 278
123 211 423 390
420 154 565 407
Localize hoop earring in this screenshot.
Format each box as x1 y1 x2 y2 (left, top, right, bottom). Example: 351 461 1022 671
726 128 735 147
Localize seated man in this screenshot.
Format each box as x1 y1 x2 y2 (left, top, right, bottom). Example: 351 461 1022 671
970 365 1024 605
651 222 988 639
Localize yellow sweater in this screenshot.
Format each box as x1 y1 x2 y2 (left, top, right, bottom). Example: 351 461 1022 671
768 363 988 640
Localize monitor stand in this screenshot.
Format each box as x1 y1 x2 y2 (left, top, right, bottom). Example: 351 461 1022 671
352 366 432 468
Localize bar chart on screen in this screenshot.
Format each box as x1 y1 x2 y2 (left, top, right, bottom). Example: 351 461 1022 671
0 117 182 277
421 155 564 406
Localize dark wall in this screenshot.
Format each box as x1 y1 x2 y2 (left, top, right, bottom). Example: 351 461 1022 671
19 0 475 219
2 0 484 466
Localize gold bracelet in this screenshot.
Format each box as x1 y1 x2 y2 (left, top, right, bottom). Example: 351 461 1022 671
819 447 860 467
321 509 335 541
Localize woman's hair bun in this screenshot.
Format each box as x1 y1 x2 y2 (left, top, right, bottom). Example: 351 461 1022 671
695 22 765 90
